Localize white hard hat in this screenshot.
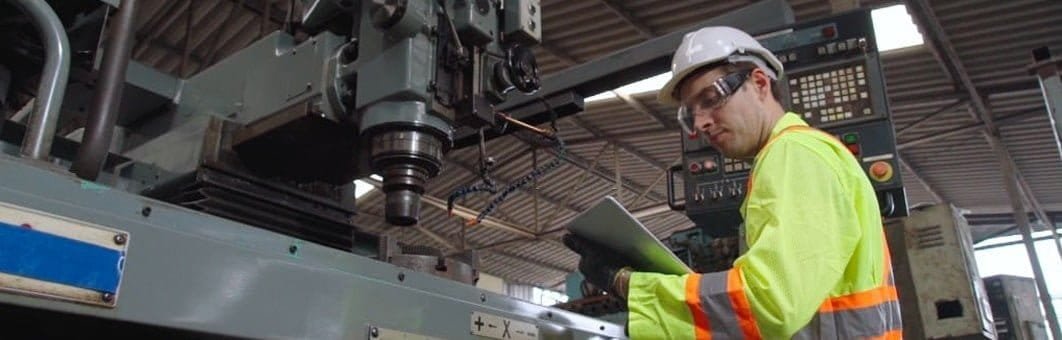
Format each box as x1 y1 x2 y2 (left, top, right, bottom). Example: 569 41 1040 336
658 26 784 105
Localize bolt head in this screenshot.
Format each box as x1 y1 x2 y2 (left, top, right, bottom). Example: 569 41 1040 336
113 234 127 245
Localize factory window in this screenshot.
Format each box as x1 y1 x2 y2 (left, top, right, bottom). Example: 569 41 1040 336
532 287 570 306
975 230 1062 327
353 174 383 199
585 72 672 103
871 4 924 52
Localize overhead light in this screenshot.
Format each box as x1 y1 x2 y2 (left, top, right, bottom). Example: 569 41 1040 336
872 4 925 52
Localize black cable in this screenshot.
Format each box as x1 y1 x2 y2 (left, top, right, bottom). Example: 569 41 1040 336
469 99 566 224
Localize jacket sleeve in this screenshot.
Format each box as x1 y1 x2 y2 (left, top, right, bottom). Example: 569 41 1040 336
627 138 862 339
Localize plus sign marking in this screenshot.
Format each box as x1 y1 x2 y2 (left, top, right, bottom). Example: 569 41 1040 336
470 312 538 340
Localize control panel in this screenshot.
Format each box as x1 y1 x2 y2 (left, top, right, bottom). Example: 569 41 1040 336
789 62 875 126
671 9 909 236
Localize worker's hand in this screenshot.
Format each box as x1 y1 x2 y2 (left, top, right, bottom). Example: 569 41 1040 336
562 234 633 299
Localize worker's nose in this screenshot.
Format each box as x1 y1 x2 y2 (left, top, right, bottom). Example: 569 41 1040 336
693 112 714 133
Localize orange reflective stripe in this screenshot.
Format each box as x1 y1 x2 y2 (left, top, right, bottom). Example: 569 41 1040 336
867 329 903 340
685 274 713 340
819 285 899 312
727 268 763 340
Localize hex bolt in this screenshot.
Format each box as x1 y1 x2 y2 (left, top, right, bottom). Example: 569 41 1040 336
370 327 379 338
480 293 487 302
140 206 152 217
113 234 127 245
398 272 405 282
288 244 299 255
101 293 114 303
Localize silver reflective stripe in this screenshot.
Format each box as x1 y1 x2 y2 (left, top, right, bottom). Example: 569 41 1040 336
792 313 835 340
793 299 902 339
698 271 743 339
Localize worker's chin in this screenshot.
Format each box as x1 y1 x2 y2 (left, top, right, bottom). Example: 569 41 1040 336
717 145 751 160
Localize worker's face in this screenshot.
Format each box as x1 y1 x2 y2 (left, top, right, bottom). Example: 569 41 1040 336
678 67 775 160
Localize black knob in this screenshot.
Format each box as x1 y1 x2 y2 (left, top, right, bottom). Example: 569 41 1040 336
505 45 540 94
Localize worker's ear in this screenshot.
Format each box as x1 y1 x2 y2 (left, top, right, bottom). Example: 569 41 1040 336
750 68 773 101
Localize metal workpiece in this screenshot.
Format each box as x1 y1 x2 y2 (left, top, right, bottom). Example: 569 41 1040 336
13 0 71 161
0 154 623 339
388 245 479 285
72 0 138 181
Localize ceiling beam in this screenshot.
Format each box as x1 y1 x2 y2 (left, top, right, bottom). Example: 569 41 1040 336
537 36 671 172
615 91 674 128
538 42 579 65
896 105 1040 150
894 99 966 138
562 127 675 147
133 0 192 59
887 79 1041 106
446 155 585 215
227 0 289 27
598 0 654 38
193 0 249 72
829 0 859 13
897 154 945 204
513 133 667 202
569 116 668 170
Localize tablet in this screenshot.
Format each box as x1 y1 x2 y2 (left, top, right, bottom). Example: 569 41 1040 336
566 196 692 275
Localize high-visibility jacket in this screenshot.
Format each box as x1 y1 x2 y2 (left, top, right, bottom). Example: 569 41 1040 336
627 113 901 339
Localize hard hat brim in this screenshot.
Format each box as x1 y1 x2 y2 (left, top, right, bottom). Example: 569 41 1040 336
657 59 718 106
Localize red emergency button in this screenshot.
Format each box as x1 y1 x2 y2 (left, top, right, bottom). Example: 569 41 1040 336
846 143 860 156
689 162 702 174
869 161 893 182
822 26 837 38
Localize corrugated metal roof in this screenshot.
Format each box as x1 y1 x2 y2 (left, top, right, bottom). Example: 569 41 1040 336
126 0 1062 289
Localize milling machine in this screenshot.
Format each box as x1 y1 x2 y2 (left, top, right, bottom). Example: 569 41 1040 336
0 0 800 338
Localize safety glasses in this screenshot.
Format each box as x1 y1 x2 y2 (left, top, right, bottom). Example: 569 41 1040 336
676 69 752 138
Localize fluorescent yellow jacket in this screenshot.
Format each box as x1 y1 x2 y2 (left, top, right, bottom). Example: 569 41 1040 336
627 113 901 339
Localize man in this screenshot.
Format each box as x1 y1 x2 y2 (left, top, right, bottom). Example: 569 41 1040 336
563 26 901 339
